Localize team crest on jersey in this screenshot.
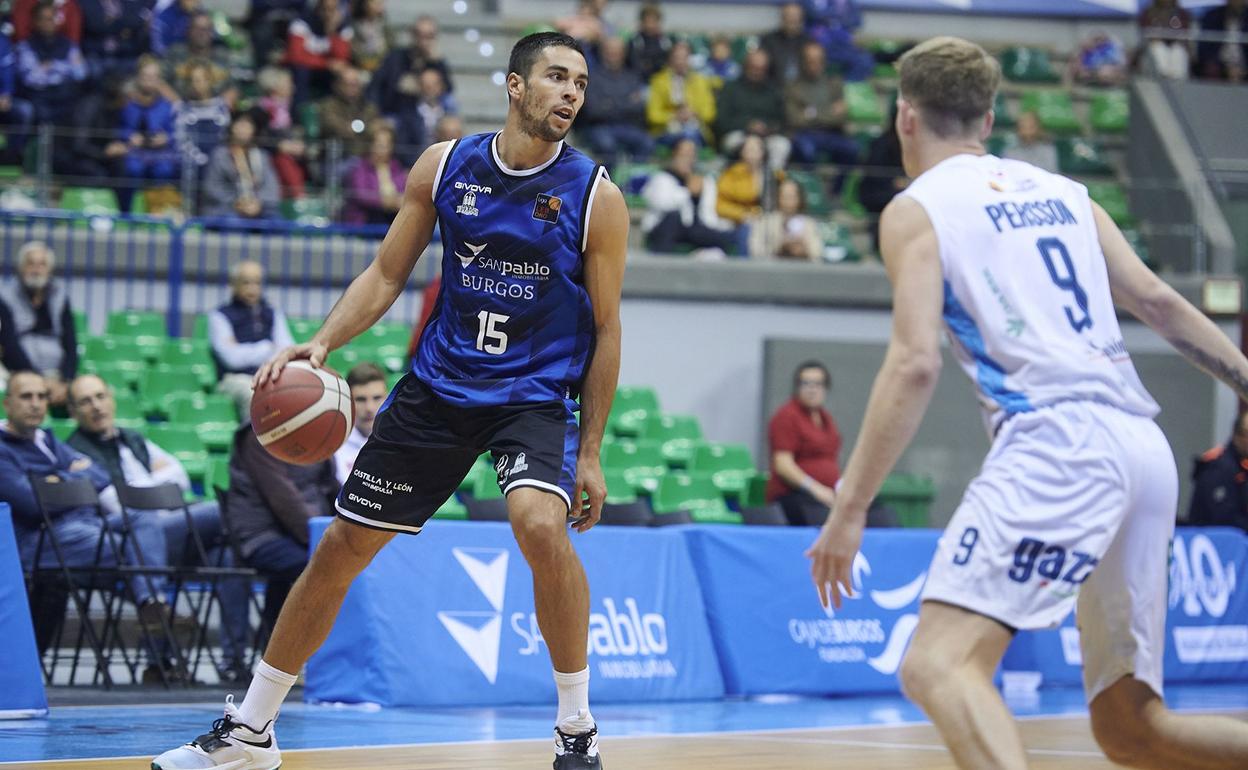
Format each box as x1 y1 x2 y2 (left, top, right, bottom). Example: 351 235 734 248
454 180 491 217
532 193 562 223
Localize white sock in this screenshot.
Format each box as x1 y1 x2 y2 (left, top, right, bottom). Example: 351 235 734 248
553 667 592 731
237 659 298 730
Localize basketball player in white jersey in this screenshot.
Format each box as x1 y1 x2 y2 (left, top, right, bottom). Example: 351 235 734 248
807 37 1248 769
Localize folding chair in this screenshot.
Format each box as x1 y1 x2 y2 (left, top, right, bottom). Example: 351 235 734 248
115 483 259 683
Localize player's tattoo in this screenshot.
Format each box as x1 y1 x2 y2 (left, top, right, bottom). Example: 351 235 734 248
1171 338 1248 402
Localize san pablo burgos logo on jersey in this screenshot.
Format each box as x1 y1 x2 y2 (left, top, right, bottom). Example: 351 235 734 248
789 552 926 674
454 180 492 217
441 542 680 683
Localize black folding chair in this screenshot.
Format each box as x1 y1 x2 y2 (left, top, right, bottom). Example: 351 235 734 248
115 483 260 683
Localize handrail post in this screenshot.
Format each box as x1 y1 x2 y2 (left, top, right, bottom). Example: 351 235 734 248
166 221 185 337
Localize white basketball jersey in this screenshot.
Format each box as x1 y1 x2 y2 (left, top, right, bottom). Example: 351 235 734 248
900 154 1159 432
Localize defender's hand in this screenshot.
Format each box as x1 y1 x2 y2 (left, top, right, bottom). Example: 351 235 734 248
570 457 606 533
252 341 330 389
805 507 865 611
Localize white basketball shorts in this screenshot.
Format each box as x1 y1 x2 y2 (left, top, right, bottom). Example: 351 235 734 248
921 399 1177 701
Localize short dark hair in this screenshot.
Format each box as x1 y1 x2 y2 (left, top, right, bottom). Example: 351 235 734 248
793 360 831 391
639 2 662 22
346 362 387 389
508 31 585 82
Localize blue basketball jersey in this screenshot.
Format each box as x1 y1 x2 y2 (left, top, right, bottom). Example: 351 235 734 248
412 132 606 408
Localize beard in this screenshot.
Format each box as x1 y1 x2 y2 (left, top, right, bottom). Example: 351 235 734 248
517 89 571 143
22 274 49 291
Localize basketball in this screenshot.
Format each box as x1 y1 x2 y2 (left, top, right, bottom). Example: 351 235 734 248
250 361 354 465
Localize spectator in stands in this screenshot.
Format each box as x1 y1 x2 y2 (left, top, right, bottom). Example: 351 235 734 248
803 0 873 81
177 60 231 174
202 111 281 222
65 373 251 681
16 0 88 124
858 103 906 252
11 0 82 44
1188 410 1248 532
165 11 235 103
761 2 811 84
333 362 388 484
557 0 612 60
415 67 457 141
717 134 766 226
0 35 35 163
0 371 184 651
253 67 308 199
348 0 391 73
369 15 454 117
1197 0 1248 82
647 40 716 147
247 0 306 69
579 36 653 168
749 177 822 261
320 66 382 158
60 74 128 186
0 297 36 382
341 125 406 225
286 0 352 106
226 419 338 636
641 137 740 258
433 113 464 142
209 260 294 416
78 0 151 80
119 56 179 205
626 2 671 80
1005 110 1058 174
784 41 858 167
715 48 792 171
0 242 77 407
1070 31 1129 87
700 36 740 90
766 360 842 526
1140 0 1193 79
152 0 203 55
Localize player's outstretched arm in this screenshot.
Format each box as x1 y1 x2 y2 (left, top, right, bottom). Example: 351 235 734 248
254 142 450 386
807 196 944 609
571 178 629 533
1097 202 1248 401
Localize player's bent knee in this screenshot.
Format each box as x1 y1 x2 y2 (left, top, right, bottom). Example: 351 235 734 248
311 519 393 578
898 646 943 704
1089 681 1164 767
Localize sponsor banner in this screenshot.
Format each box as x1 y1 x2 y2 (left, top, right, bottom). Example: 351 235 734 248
684 527 938 696
306 519 724 707
0 505 48 718
696 1 1221 18
1005 527 1248 687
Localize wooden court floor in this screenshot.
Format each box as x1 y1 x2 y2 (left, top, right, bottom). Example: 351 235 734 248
14 712 1246 770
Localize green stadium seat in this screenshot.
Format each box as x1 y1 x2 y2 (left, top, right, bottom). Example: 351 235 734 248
372 343 410 373
83 334 159 367
638 413 704 468
742 472 769 509
819 222 859 263
602 440 667 495
471 467 504 501
204 455 231 499
432 494 469 520
844 81 884 125
840 170 867 219
730 34 757 64
144 424 210 482
113 396 146 422
999 47 1061 83
82 358 144 392
298 102 321 141
688 442 756 498
785 169 831 217
993 91 1016 129
191 314 210 341
287 318 319 343
459 453 494 492
1087 181 1133 226
1020 90 1081 136
608 386 660 438
1090 90 1129 134
603 467 639 505
140 365 206 418
280 197 330 227
360 322 411 349
114 416 147 433
170 394 239 451
60 187 120 216
1056 137 1113 176
72 310 88 338
159 337 213 368
652 474 741 524
877 474 936 528
43 418 76 441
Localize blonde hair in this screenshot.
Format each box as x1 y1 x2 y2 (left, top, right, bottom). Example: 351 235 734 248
898 36 1001 140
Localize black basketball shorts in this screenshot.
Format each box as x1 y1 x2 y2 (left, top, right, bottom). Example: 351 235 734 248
335 373 579 533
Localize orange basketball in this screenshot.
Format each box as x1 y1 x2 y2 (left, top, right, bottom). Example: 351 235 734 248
250 361 354 465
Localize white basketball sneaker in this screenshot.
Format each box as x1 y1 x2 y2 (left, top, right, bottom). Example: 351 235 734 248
553 710 602 769
151 696 281 770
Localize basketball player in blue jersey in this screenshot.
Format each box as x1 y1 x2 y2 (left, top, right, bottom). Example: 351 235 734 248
153 32 626 770
807 37 1248 770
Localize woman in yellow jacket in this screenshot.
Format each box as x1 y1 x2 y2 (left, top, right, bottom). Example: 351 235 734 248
646 40 717 145
716 134 766 225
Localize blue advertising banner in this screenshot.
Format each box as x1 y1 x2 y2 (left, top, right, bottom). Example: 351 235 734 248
305 519 724 707
684 526 939 696
0 505 48 718
1004 527 1248 688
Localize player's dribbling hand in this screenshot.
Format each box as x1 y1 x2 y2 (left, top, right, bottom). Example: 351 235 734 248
805 507 865 612
570 458 606 533
252 341 330 389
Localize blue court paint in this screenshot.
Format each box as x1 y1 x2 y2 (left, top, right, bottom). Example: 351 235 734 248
0 684 1245 763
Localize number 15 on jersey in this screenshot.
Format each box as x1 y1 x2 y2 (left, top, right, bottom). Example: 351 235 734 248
476 311 510 354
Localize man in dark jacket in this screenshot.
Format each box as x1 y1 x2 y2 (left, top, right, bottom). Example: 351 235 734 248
78 0 151 79
1189 411 1248 531
714 48 792 170
225 423 338 636
0 241 78 408
367 15 454 119
15 0 87 124
209 260 295 417
57 74 128 184
578 36 653 168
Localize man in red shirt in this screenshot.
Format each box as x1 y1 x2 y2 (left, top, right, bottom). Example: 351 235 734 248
767 360 842 525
